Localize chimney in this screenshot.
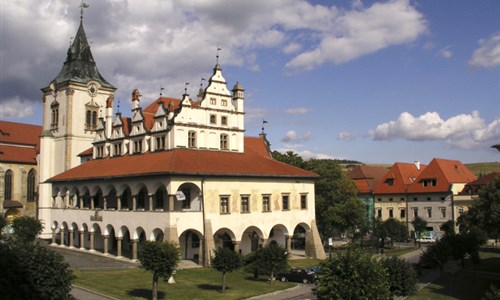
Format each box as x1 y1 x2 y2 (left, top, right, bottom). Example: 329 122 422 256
414 161 421 170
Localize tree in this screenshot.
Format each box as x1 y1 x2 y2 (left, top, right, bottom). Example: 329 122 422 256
383 218 408 247
315 248 391 300
272 150 305 168
458 179 500 242
211 248 242 293
138 240 181 300
0 215 74 299
255 243 289 284
380 256 418 297
411 216 427 248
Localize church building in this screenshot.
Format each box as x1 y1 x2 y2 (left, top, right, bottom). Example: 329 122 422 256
38 12 326 265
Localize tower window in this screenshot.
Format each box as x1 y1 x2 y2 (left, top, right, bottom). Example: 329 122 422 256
51 101 59 130
4 170 13 200
220 134 228 150
188 131 197 148
85 101 99 131
27 169 36 202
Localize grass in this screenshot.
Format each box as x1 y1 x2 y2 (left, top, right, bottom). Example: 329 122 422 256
408 248 500 300
465 162 500 176
74 267 295 300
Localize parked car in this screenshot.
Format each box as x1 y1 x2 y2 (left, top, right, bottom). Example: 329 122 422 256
277 268 316 284
417 236 436 243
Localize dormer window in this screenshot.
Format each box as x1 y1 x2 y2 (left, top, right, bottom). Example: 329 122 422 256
422 178 437 187
210 114 216 124
221 116 227 126
385 178 394 186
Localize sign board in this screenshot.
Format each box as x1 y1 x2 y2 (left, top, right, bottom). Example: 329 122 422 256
175 191 186 201
328 237 333 246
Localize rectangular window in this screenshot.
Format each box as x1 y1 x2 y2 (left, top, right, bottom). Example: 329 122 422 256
188 131 197 148
426 207 432 218
220 196 229 214
400 209 406 219
389 208 394 218
427 197 431 201
282 194 289 210
377 209 382 219
262 195 270 212
220 134 228 150
458 207 464 215
210 98 216 105
300 194 307 209
114 143 121 156
377 198 382 202
413 207 418 218
210 114 216 124
221 116 228 125
400 197 405 202
389 198 393 202
413 197 418 201
440 207 446 218
221 99 227 106
134 140 142 153
241 195 249 213
156 136 165 150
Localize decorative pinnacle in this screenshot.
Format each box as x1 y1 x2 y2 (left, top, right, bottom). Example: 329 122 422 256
184 81 190 94
216 47 222 64
80 1 89 21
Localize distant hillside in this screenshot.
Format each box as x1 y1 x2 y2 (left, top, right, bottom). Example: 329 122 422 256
465 162 500 176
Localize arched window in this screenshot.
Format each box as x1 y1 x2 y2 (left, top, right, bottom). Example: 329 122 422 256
51 101 59 130
4 170 13 200
86 111 91 127
27 169 36 202
92 111 97 128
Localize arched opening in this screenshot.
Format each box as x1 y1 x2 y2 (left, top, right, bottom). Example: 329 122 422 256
175 183 201 211
121 188 132 210
94 189 103 209
154 188 165 210
292 226 306 250
179 230 203 263
107 189 117 210
137 187 147 210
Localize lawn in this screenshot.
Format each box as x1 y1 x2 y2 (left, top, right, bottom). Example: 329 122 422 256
74 267 295 300
408 248 500 300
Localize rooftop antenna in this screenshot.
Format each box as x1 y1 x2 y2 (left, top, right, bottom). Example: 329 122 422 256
184 81 190 94
216 47 222 64
160 86 165 97
80 1 89 21
261 120 268 134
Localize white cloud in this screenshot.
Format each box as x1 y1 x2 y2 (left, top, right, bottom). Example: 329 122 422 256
282 42 302 54
285 107 313 115
438 46 453 58
338 131 355 140
274 148 340 160
281 130 312 145
369 111 500 149
469 33 500 68
0 97 35 118
285 0 427 72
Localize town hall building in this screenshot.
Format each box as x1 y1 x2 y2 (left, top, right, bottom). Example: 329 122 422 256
37 13 326 265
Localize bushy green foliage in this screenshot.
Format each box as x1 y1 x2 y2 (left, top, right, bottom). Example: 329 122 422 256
255 243 289 284
211 248 242 292
0 215 74 299
373 218 408 248
411 216 427 247
315 248 391 300
138 240 181 300
380 256 418 297
483 284 500 300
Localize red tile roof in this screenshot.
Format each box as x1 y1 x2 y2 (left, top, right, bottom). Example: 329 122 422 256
348 165 388 193
374 162 425 194
143 97 182 114
459 172 500 195
0 121 41 164
49 136 318 182
0 144 38 165
0 121 41 147
407 158 476 193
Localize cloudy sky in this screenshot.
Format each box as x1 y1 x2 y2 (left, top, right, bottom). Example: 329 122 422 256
1 0 499 164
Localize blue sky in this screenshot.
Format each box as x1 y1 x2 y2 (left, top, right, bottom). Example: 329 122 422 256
1 0 499 164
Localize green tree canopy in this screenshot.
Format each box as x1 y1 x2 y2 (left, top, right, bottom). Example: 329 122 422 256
315 248 391 300
272 150 305 168
380 256 418 297
138 240 181 300
255 243 289 284
411 216 428 248
211 248 242 292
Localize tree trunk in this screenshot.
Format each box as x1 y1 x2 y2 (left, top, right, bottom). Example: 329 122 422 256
222 272 226 293
152 273 158 300
270 271 274 285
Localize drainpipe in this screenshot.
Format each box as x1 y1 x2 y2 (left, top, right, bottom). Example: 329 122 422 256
201 178 206 266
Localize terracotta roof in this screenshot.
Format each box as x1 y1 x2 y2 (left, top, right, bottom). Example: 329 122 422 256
407 158 476 193
0 144 38 165
143 97 182 114
459 172 500 194
78 147 93 157
0 121 41 147
374 162 425 194
49 136 318 182
348 165 388 193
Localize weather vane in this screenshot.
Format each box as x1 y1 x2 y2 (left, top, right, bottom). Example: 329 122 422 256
216 47 222 64
184 81 190 94
80 1 89 21
160 86 165 97
261 120 268 134
200 78 206 88
117 99 121 113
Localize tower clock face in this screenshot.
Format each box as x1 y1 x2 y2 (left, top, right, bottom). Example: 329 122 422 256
88 83 99 97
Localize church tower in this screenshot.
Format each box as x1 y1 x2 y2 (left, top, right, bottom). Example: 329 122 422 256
38 7 115 237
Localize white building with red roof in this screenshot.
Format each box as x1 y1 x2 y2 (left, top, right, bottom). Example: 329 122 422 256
38 14 325 264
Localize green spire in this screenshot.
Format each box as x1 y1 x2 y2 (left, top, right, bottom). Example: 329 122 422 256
52 19 115 89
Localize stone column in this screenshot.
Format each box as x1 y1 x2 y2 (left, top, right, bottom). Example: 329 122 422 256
116 237 123 257
89 232 95 251
90 196 95 210
117 196 121 210
64 194 69 208
233 241 241 253
132 239 138 261
79 197 83 209
148 195 153 211
79 231 85 250
103 235 109 255
69 230 74 248
103 196 108 210
51 227 57 245
52 196 57 208
168 195 175 212
132 196 137 211
59 227 65 246
69 195 74 208
285 235 292 253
